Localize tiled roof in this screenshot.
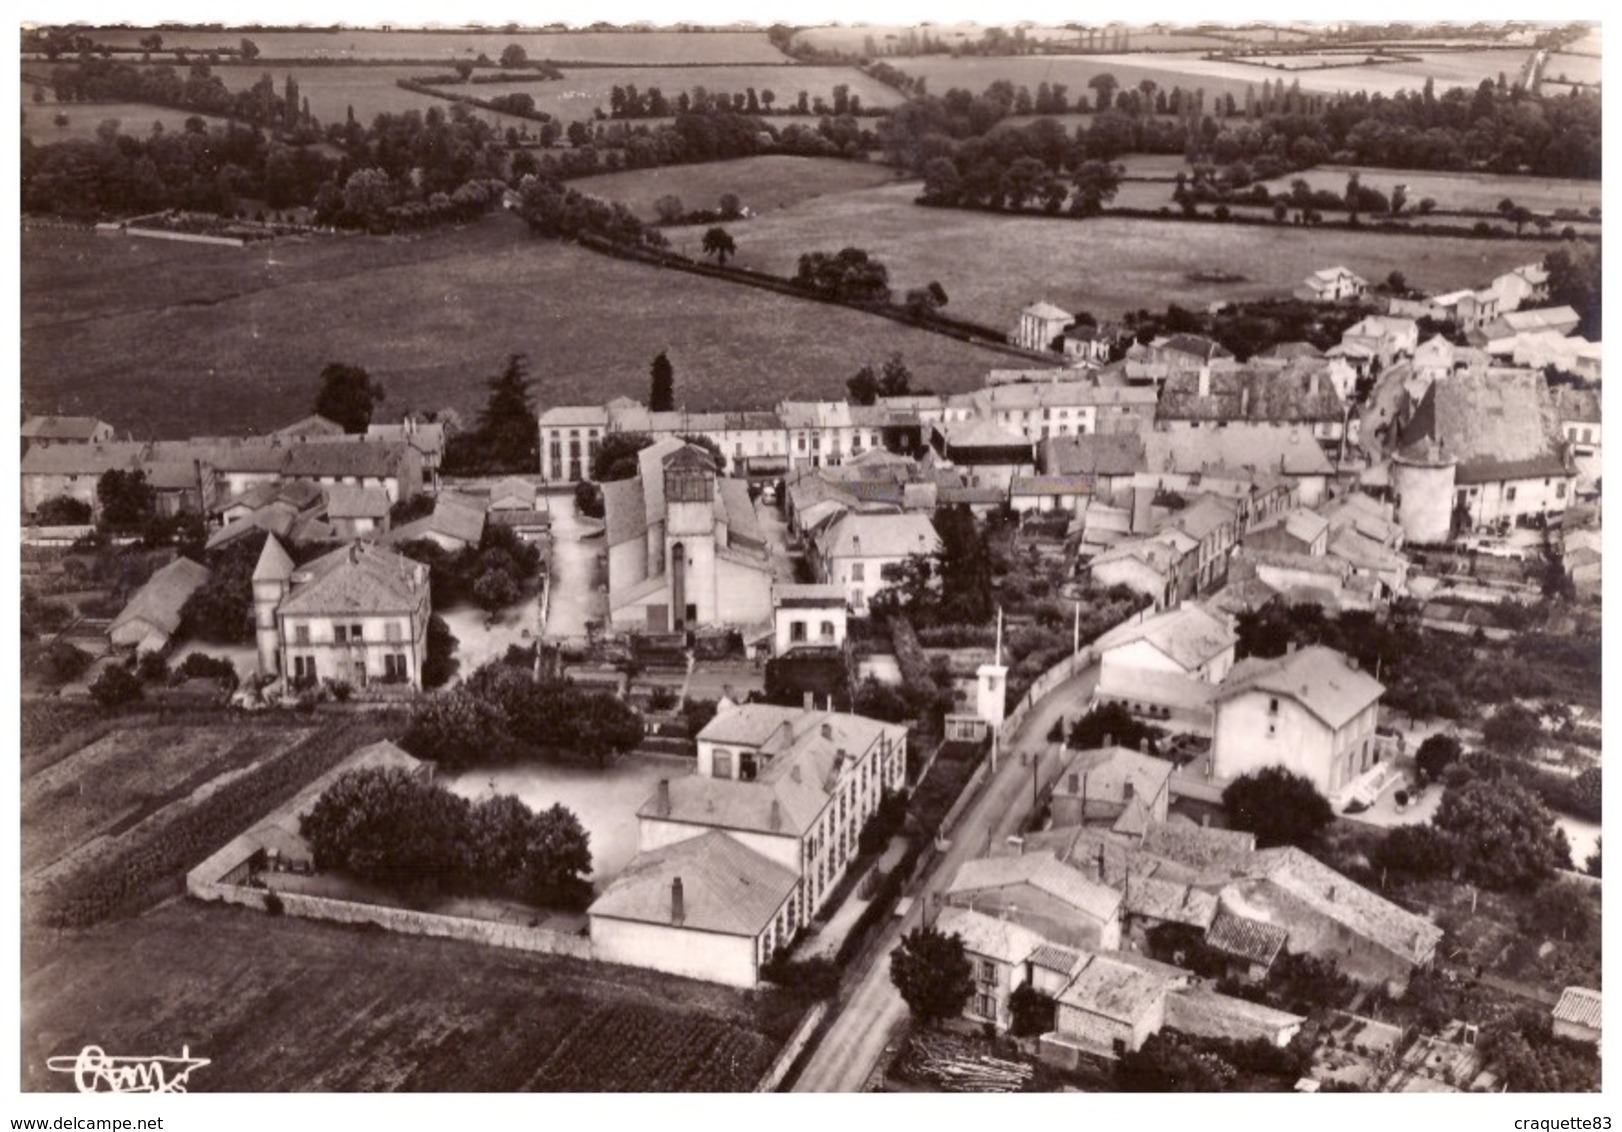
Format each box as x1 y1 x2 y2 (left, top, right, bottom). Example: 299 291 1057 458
1028 943 1085 976
1206 910 1288 967
935 906 1049 966
366 420 446 456
22 415 112 440
1166 494 1237 541
947 852 1123 924
588 831 797 937
1141 427 1333 478
279 542 429 617
1095 604 1235 672
283 439 412 479
324 484 392 519
1158 359 1345 424
773 583 845 607
1397 368 1565 478
1022 300 1073 322
21 440 149 476
1042 433 1147 477
275 414 345 438
1216 645 1384 730
1552 387 1601 424
1011 475 1097 497
1156 334 1234 362
1237 847 1443 964
1057 952 1168 1023
935 419 1035 452
1123 873 1218 929
1165 986 1304 1042
1553 987 1602 1031
1257 342 1325 360
820 511 939 560
110 557 211 639
1139 822 1257 876
538 405 610 427
602 476 649 548
487 477 540 508
252 534 295 582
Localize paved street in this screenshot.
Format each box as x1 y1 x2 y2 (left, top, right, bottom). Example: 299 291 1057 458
542 491 605 640
791 663 1100 1092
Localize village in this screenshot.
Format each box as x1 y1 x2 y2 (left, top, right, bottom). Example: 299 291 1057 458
17 236 1603 1095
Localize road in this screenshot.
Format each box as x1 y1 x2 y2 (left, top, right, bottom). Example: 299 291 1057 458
542 490 605 639
791 663 1101 1092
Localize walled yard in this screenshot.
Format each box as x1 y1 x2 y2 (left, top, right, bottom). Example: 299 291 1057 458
20 900 789 1092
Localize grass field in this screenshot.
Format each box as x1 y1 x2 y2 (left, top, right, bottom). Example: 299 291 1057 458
1257 165 1603 216
21 724 315 878
20 93 230 144
1544 52 1603 85
571 154 903 220
74 27 791 64
20 900 787 1091
20 213 1005 438
673 180 1550 329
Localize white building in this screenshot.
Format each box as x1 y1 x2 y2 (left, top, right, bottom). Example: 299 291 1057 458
772 583 847 654
1011 300 1075 352
813 510 939 614
1094 603 1237 727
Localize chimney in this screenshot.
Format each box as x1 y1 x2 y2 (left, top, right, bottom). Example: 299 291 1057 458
1240 385 1250 417
803 691 815 712
656 778 671 816
1198 364 1211 398
770 798 783 832
821 722 833 741
1327 885 1336 902
671 877 685 925
1122 780 1134 802
779 720 794 747
1095 843 1106 881
349 542 360 564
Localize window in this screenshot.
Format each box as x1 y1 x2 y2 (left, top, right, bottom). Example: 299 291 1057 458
385 621 402 643
1582 428 1593 443
820 620 835 641
978 959 997 988
714 751 733 779
852 588 864 610
334 624 347 644
1557 481 1568 499
1506 486 1517 503
974 994 997 1021
850 562 865 582
293 656 315 682
384 654 408 683
740 752 757 782
1268 697 1279 715
349 623 363 641
797 436 806 452
294 624 310 645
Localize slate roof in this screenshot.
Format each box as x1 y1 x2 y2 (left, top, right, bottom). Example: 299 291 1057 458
110 557 211 639
935 419 1036 453
279 542 429 617
1042 433 1147 477
588 831 797 937
22 415 112 440
1157 359 1345 424
1095 604 1236 672
1206 910 1289 967
1553 987 1602 1031
773 584 846 608
1257 342 1325 360
946 852 1123 924
1215 645 1384 730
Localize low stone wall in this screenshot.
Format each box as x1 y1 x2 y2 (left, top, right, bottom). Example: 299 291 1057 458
124 226 248 248
755 1001 828 1092
938 762 991 840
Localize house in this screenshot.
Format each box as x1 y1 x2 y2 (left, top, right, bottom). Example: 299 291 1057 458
323 485 392 540
1163 985 1304 1047
252 536 432 692
20 441 150 517
1062 324 1113 364
1552 387 1602 492
778 400 855 469
1294 266 1367 303
1468 305 1582 353
588 830 800 990
596 703 907 985
205 486 336 553
1489 262 1550 313
813 510 939 615
1011 300 1074 353
1512 332 1602 383
22 415 116 450
279 438 422 504
1154 493 1239 595
1204 909 1289 982
1390 287 1498 332
944 852 1123 952
937 906 1054 1032
1127 334 1234 379
1563 526 1602 597
1390 367 1576 540
483 477 550 540
1552 987 1602 1045
1155 360 1351 453
772 583 847 655
108 557 212 655
1337 315 1419 368
1039 433 1146 504
1093 603 1237 727
273 414 347 442
1048 745 1174 834
367 418 447 493
928 419 1036 492
1243 508 1330 557
1211 645 1386 799
537 405 608 483
385 492 486 551
1049 950 1172 1057
1087 531 1195 611
602 441 776 633
967 376 1159 443
1140 427 1332 508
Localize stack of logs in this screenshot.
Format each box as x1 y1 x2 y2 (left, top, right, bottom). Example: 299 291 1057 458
901 1033 1034 1092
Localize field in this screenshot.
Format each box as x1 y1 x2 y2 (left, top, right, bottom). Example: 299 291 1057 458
68 27 791 64
19 92 229 144
571 154 902 220
20 214 1006 439
675 180 1551 329
1544 53 1603 86
21 724 315 878
20 900 787 1091
1257 166 1604 217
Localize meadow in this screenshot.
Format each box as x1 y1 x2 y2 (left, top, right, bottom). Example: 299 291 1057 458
21 900 787 1091
20 92 228 144
1257 165 1603 216
688 180 1553 328
20 213 1006 439
68 27 790 64
570 153 903 220
1543 52 1603 85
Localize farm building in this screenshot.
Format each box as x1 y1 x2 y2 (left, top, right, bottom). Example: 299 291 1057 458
366 417 447 492
1552 987 1602 1045
383 492 486 551
1294 266 1367 303
1155 359 1353 452
1093 602 1236 726
1048 745 1175 834
944 852 1123 953
109 557 212 655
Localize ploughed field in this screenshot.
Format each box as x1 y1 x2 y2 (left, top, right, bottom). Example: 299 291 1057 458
21 212 1003 438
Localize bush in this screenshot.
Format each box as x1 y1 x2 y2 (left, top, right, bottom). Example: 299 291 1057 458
180 652 239 684
135 650 169 684
91 664 144 709
41 640 94 684
761 953 841 999
1223 767 1333 848
646 686 678 711
263 889 285 916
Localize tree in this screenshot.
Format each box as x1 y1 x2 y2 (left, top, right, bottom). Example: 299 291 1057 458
933 504 993 624
846 364 881 406
500 43 529 69
476 353 539 472
1434 777 1571 891
592 432 655 482
649 350 675 412
239 38 260 61
1069 160 1121 216
701 226 736 265
1087 73 1119 113
41 640 93 684
574 480 604 519
96 469 155 532
878 353 913 397
1585 837 1600 878
313 362 385 434
1008 983 1057 1037
1483 703 1542 754
1222 767 1334 848
1371 823 1456 881
718 192 742 219
568 691 646 767
91 664 144 708
1415 734 1462 783
654 194 685 223
454 60 474 81
890 924 973 1026
423 613 458 688
34 495 92 525
473 569 520 613
521 803 594 907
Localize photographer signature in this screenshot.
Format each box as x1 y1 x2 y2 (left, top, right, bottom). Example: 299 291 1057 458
46 1045 210 1093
